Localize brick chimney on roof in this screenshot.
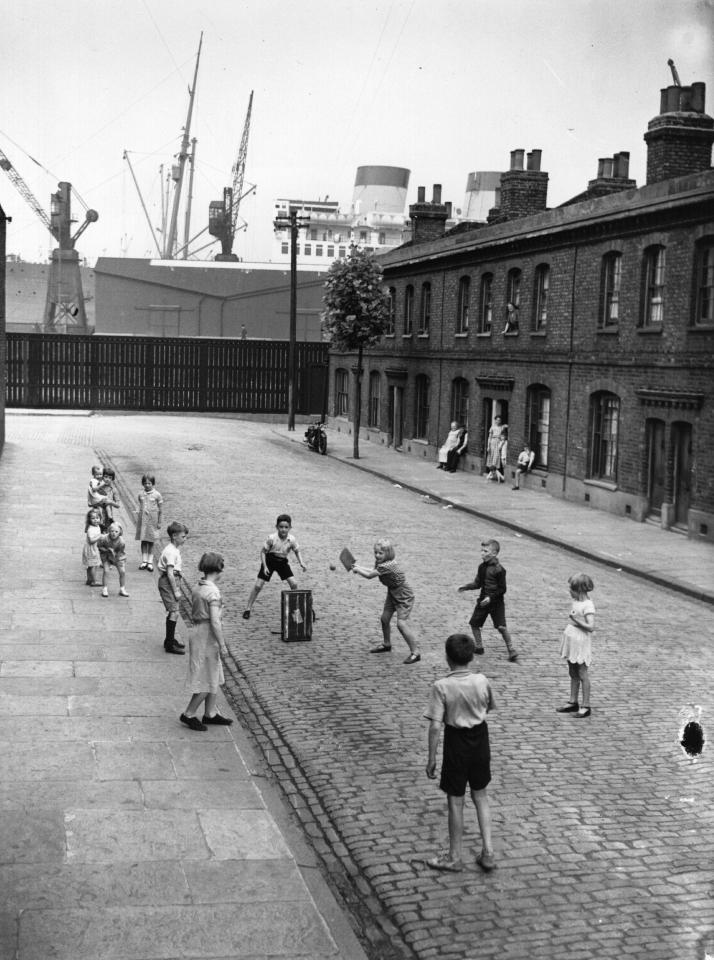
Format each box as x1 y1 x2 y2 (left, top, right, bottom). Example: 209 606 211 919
585 151 637 198
645 79 714 184
408 184 449 244
487 149 548 223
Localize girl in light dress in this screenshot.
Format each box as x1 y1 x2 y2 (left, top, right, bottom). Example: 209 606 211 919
556 573 595 719
135 473 163 571
82 508 103 586
180 553 233 732
485 416 505 481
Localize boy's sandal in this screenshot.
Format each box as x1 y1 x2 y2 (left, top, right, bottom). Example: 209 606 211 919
369 644 392 653
403 653 421 664
242 610 251 620
426 853 464 872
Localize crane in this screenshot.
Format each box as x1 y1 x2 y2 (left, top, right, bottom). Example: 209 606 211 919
0 147 98 332
209 90 256 261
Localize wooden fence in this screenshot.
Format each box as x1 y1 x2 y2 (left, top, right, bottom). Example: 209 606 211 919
5 334 330 415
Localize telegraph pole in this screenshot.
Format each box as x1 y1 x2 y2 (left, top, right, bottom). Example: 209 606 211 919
273 207 310 430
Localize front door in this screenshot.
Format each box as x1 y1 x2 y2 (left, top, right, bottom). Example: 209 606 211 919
672 422 693 526
646 418 666 517
391 386 404 449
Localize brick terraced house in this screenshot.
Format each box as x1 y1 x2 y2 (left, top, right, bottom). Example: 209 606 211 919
327 78 714 541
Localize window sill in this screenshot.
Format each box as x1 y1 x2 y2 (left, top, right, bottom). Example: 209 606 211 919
584 478 618 492
411 438 429 445
636 326 663 335
503 331 519 337
402 333 413 339
476 332 492 338
596 328 619 335
417 333 430 339
455 332 469 338
688 324 714 332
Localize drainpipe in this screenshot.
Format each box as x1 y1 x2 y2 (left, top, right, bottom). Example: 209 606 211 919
562 244 579 493
436 267 446 450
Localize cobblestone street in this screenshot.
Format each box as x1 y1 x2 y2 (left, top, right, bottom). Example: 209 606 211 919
7 412 714 960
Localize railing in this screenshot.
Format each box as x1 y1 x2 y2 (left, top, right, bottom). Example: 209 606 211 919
5 334 329 415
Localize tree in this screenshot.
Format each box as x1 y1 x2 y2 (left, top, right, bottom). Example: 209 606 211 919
322 245 390 459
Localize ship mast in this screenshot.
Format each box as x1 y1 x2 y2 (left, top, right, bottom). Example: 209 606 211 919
164 32 202 258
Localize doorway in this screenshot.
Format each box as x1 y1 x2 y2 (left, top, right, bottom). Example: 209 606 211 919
672 421 693 527
646 418 666 517
389 386 404 450
482 398 509 455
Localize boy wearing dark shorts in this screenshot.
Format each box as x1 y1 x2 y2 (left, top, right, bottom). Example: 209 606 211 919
243 514 306 619
458 538 517 661
425 633 496 872
158 521 188 655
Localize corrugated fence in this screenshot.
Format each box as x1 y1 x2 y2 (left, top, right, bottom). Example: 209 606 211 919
6 334 329 414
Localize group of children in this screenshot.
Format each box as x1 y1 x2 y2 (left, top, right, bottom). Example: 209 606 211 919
80 462 598 876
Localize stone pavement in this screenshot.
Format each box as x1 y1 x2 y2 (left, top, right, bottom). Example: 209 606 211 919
287 422 714 605
0 419 369 960
2 412 714 960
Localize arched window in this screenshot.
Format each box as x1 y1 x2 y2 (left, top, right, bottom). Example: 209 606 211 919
456 277 470 334
450 377 469 427
334 368 349 417
419 282 431 335
526 385 551 468
641 245 666 327
478 273 493 334
403 285 414 335
589 391 620 480
414 374 430 439
599 252 622 329
694 237 714 327
368 371 381 428
532 264 549 332
386 287 396 335
505 268 521 333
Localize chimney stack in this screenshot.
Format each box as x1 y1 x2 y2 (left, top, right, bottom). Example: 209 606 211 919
408 183 449 244
585 151 636 199
645 79 714 184
488 148 548 223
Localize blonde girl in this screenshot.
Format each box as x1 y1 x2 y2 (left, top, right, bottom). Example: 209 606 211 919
82 508 103 586
351 538 421 664
556 573 595 718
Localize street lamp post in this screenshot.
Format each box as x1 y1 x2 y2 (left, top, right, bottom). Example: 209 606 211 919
273 207 310 431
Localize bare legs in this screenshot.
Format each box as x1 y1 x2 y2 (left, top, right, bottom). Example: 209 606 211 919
446 788 493 863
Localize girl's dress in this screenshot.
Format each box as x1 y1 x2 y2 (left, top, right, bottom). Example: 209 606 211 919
485 426 503 470
188 578 225 694
82 522 102 568
559 598 596 665
135 488 163 542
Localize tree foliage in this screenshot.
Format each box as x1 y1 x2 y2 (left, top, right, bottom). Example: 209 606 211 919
322 245 390 349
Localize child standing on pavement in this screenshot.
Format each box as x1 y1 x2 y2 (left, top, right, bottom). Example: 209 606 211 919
458 539 517 661
425 633 496 873
135 473 163 571
98 521 129 598
158 521 188 655
242 514 307 619
512 443 535 490
180 552 234 732
82 508 103 586
88 468 119 531
351 537 421 664
556 573 595 719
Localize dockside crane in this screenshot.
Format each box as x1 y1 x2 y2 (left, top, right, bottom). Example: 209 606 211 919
0 147 98 332
209 90 255 261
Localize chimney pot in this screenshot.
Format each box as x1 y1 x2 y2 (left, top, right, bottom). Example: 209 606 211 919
692 82 706 112
432 184 442 204
602 158 615 178
597 158 605 178
417 186 425 203
666 85 681 112
615 151 630 178
527 149 542 171
510 149 525 171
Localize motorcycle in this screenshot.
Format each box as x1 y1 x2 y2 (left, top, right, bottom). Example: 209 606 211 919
304 420 327 455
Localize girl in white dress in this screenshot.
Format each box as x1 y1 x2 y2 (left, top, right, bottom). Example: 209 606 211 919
557 574 595 718
180 553 233 732
135 473 163 571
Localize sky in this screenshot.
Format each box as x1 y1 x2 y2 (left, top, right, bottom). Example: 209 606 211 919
1 0 712 266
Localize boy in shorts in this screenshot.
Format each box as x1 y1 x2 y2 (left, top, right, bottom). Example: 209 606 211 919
158 521 188 655
425 633 496 872
243 514 306 619
458 539 517 661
